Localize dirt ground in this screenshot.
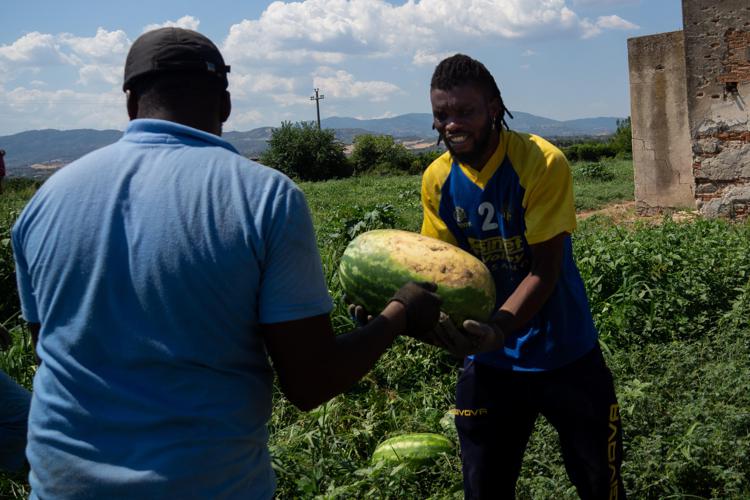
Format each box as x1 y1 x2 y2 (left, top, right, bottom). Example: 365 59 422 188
577 201 702 225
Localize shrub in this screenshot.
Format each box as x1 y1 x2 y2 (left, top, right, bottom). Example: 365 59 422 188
350 135 413 175
260 121 350 181
562 119 631 163
409 150 443 175
574 162 615 181
610 118 632 157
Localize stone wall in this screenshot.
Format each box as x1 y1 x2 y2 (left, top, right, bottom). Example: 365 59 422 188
627 31 695 214
682 0 750 218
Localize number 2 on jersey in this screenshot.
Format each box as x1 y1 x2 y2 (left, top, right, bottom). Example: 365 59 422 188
478 202 499 231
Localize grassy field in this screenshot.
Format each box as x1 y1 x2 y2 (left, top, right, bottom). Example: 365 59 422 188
2 161 750 498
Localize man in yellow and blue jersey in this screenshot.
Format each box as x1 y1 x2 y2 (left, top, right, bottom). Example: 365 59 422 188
423 54 626 499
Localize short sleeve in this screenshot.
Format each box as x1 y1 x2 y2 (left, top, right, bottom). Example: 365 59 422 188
11 222 39 323
420 156 459 246
521 140 577 245
257 185 333 324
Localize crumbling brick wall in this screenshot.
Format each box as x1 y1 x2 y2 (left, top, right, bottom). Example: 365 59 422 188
683 0 750 218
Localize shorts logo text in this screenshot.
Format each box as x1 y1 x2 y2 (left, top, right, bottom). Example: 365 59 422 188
608 403 620 500
449 408 488 417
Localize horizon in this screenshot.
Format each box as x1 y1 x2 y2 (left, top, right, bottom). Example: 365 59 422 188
1 0 682 136
0 110 627 137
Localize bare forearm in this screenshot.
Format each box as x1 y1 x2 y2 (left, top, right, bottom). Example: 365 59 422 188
268 302 406 411
494 233 566 335
297 312 401 409
495 273 556 335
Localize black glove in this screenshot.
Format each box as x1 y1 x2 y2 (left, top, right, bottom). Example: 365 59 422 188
0 324 11 351
347 303 372 327
420 313 504 358
387 281 442 337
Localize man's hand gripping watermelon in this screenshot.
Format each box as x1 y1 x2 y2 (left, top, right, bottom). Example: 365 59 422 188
348 295 503 358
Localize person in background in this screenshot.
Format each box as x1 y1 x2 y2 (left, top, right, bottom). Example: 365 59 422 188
11 28 447 499
421 54 626 499
0 149 6 194
0 324 31 474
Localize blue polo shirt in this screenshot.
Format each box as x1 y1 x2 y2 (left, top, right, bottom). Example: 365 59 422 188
12 119 333 499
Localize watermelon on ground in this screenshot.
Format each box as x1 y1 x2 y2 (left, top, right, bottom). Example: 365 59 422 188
371 432 454 465
339 229 496 325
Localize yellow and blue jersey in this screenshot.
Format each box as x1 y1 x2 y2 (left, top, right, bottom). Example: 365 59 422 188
421 130 597 371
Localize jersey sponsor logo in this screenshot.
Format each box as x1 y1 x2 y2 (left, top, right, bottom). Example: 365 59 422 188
453 206 471 229
608 403 621 500
467 235 527 271
448 408 488 417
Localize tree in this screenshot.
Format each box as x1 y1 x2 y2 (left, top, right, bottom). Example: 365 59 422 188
349 134 413 175
260 121 350 181
609 117 632 156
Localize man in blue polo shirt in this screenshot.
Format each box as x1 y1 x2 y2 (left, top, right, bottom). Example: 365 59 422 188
12 28 444 499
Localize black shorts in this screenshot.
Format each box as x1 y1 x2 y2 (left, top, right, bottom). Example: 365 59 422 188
454 345 626 500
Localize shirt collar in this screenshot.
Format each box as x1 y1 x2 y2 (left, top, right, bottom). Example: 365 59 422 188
123 119 239 155
453 131 509 189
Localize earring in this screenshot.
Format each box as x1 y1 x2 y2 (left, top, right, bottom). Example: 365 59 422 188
491 117 497 131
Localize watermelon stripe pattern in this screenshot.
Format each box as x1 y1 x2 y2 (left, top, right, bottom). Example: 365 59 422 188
339 229 496 325
372 433 454 464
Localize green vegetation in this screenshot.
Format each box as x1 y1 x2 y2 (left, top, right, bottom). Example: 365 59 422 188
572 158 634 211
257 118 634 182
561 118 632 163
262 125 441 181
350 134 414 175
2 162 749 499
260 121 350 181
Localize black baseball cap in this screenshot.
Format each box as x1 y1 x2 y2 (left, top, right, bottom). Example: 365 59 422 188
123 27 230 91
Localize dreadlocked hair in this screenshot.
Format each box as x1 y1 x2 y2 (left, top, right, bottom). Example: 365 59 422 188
430 54 513 131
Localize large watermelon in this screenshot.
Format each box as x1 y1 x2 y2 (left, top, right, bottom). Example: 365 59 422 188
339 229 496 325
372 433 454 464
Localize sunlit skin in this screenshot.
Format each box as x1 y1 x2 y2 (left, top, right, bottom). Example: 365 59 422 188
430 83 501 172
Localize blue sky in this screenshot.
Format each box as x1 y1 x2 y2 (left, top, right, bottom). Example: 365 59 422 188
0 0 683 135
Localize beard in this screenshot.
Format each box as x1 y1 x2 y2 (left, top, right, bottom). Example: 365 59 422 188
443 117 496 167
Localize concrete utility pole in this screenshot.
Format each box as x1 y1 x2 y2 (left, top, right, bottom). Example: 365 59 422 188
310 88 325 129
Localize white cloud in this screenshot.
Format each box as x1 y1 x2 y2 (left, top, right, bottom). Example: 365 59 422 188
367 111 396 119
522 49 536 56
60 28 129 61
142 15 200 33
0 32 69 66
0 28 131 88
225 109 264 130
229 72 298 98
56 28 130 86
573 0 639 6
412 50 455 66
261 91 307 108
0 1 640 134
0 85 125 133
596 14 639 30
223 0 636 68
312 67 400 101
224 18 348 65
582 14 639 38
77 64 122 86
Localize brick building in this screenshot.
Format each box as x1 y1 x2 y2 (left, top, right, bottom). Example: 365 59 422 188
628 0 749 218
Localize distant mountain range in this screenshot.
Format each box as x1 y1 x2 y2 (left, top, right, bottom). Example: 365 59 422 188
1 112 622 178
